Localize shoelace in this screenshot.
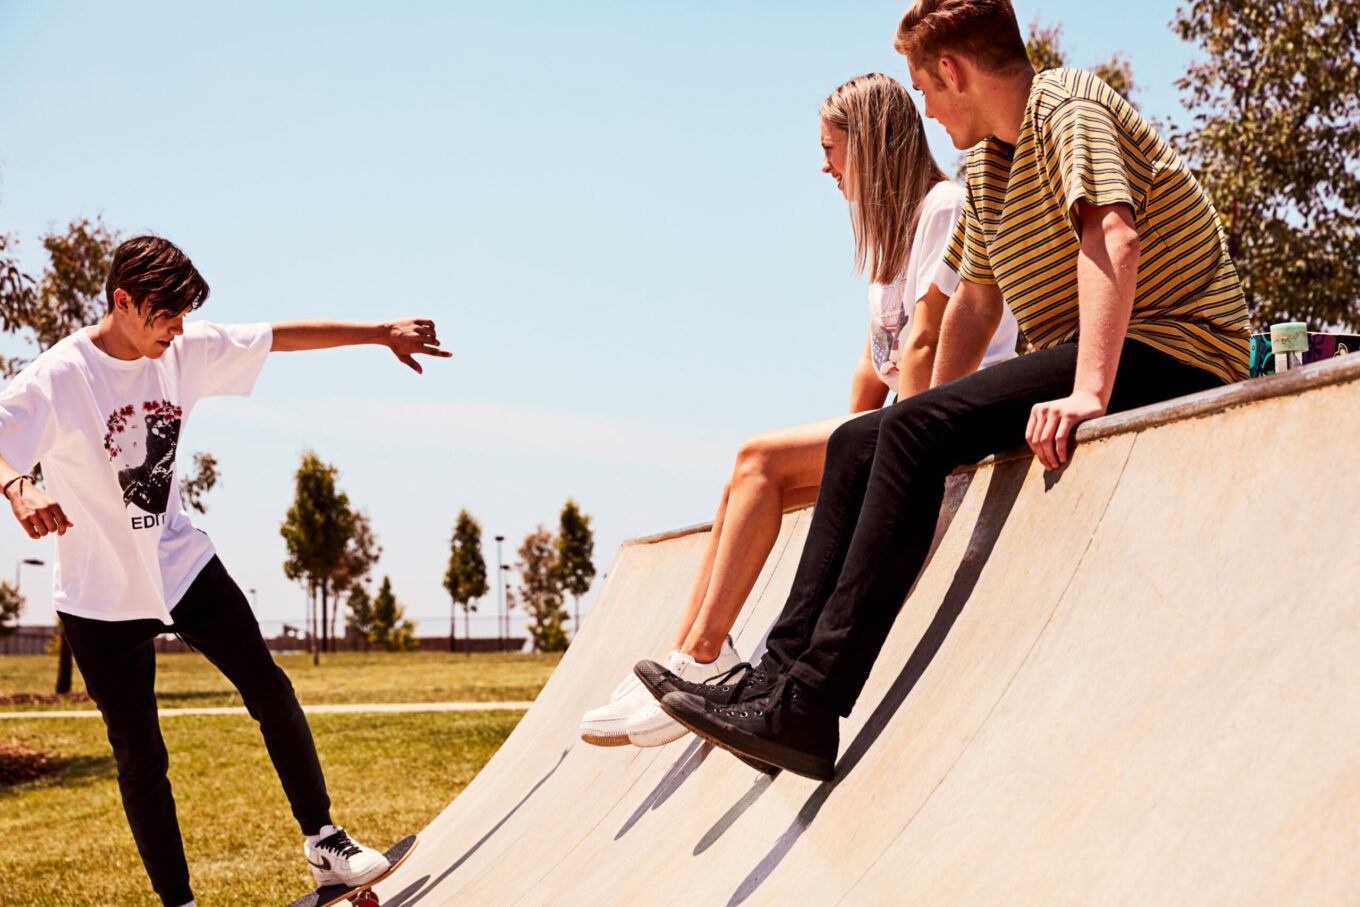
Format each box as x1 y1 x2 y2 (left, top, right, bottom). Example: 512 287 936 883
706 661 755 687
316 828 362 858
719 674 791 718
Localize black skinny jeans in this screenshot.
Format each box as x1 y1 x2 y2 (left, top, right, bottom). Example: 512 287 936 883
763 339 1226 715
61 556 331 907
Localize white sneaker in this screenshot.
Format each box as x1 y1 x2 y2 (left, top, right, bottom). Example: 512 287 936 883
627 637 743 747
580 670 657 746
305 826 390 888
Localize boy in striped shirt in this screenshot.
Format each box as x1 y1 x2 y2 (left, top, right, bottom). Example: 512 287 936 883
642 0 1250 780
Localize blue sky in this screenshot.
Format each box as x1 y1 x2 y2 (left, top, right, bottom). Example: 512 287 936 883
0 0 1200 638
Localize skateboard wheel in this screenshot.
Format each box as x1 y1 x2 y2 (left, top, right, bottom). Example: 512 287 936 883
352 891 380 907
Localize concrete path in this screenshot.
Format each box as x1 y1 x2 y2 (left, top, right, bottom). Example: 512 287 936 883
357 354 1360 905
0 701 533 719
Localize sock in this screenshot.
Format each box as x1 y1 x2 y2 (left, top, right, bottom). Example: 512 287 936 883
307 824 338 845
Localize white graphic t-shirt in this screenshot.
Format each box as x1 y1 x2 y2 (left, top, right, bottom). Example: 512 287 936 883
0 322 272 623
868 180 1019 388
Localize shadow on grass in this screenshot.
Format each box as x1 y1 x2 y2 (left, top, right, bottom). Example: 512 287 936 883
0 752 116 799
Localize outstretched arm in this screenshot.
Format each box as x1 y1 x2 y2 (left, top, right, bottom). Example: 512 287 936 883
270 318 452 374
1026 200 1140 470
1 456 72 538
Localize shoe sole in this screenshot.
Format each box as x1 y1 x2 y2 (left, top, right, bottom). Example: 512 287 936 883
660 695 833 781
580 728 631 747
626 721 688 747
628 721 779 774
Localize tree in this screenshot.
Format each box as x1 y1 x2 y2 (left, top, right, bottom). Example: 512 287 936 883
329 510 381 643
0 216 221 492
518 526 568 652
280 451 355 663
0 581 22 639
179 452 220 514
553 499 596 636
504 586 518 648
344 584 375 650
1025 19 1135 105
0 217 117 378
1172 0 1360 330
957 21 1139 181
0 214 218 687
443 510 488 653
0 219 118 691
369 575 418 652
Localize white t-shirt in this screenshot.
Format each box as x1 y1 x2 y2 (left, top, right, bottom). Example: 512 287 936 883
868 180 1019 389
0 322 272 623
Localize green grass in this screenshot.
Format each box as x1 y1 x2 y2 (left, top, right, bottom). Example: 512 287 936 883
0 651 561 710
2 710 523 905
0 651 563 904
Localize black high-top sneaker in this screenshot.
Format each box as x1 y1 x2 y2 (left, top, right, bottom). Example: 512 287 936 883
659 674 839 780
633 658 777 707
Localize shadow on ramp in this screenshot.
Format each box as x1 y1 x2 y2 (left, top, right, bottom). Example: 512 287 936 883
616 737 714 839
725 461 1026 905
385 748 571 906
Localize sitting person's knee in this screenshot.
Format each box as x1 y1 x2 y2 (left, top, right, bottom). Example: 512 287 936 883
733 434 779 484
826 412 876 456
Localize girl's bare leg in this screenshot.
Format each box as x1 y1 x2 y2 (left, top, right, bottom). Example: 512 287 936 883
666 413 860 662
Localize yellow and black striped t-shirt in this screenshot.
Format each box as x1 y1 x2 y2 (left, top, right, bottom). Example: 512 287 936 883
943 68 1249 383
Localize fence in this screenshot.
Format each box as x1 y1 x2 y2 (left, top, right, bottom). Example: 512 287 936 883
0 625 528 656
0 626 55 656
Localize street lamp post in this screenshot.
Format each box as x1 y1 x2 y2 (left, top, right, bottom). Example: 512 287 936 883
13 558 44 634
494 535 505 652
14 557 44 593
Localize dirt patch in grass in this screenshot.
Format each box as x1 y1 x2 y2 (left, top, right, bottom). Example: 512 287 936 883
0 744 55 785
0 692 91 706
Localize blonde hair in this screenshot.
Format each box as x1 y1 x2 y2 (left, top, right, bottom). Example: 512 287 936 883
821 73 947 285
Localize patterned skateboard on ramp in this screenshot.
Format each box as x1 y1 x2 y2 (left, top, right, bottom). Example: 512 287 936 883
1249 331 1360 377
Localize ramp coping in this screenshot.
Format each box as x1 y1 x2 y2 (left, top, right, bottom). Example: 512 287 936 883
623 352 1360 547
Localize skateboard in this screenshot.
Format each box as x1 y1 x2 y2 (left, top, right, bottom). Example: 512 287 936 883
1249 331 1360 377
287 835 418 907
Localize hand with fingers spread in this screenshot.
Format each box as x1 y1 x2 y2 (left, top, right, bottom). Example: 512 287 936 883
6 477 74 539
382 318 452 374
1026 390 1106 472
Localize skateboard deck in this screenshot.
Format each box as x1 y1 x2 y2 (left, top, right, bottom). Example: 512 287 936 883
287 835 418 907
1249 331 1360 377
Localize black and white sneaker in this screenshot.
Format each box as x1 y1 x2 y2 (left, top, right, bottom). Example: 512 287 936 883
304 825 390 888
633 658 777 707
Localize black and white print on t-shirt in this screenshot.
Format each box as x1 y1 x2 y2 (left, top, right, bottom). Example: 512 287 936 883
104 400 182 516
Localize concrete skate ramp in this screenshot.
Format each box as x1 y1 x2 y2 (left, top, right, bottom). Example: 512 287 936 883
370 357 1360 906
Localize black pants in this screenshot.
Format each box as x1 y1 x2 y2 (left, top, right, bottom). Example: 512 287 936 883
61 556 331 907
763 340 1225 715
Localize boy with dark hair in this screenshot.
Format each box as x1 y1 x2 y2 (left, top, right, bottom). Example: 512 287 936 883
640 0 1250 779
0 235 451 906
